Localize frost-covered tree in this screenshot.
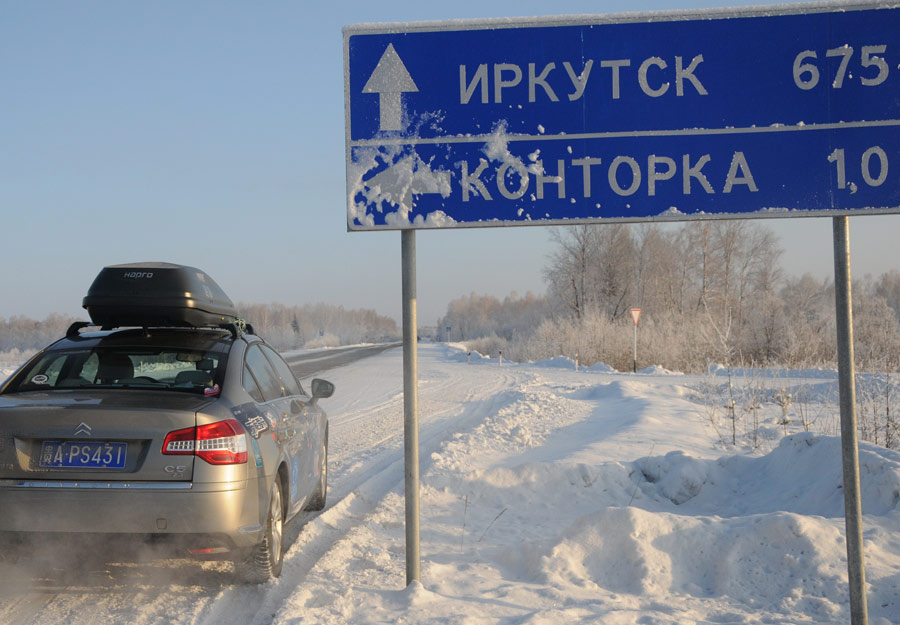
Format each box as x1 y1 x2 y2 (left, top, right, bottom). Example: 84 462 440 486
436 292 549 344
544 225 598 319
875 269 900 323
235 302 399 349
544 223 636 321
0 313 78 352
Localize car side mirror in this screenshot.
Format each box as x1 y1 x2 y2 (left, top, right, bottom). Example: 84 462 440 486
311 378 334 399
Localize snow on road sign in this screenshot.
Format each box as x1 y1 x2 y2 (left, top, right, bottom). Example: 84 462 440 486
344 3 900 230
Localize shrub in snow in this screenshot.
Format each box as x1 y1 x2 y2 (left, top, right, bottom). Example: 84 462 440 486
304 333 340 349
464 334 508 360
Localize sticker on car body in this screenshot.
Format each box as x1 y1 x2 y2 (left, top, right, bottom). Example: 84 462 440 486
232 403 271 439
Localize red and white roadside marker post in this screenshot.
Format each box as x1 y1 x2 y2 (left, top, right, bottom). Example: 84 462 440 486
630 308 641 373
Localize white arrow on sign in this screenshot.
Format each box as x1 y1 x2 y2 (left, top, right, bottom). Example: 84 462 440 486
365 153 451 210
362 43 418 132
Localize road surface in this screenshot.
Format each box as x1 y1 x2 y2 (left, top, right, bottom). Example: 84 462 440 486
285 343 400 380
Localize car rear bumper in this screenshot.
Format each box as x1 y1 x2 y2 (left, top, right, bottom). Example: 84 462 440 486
0 478 266 550
0 530 251 562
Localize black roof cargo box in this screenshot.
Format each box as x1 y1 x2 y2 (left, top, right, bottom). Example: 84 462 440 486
83 262 239 328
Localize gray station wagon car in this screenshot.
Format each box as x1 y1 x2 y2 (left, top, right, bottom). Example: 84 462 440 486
0 263 333 583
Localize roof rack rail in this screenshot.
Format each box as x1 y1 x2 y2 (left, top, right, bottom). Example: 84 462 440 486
66 321 95 339
67 321 255 340
220 320 256 339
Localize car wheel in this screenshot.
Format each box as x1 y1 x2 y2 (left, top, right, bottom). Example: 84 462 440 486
239 478 284 583
305 429 328 511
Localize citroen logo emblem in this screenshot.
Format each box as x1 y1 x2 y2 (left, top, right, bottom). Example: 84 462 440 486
74 422 92 437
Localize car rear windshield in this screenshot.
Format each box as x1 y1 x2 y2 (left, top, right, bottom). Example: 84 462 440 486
2 345 225 395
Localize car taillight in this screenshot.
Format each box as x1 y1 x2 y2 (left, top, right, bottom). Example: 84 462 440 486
163 427 195 455
162 418 248 465
196 419 248 465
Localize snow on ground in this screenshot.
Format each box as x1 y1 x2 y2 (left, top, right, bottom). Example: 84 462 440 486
1 343 899 625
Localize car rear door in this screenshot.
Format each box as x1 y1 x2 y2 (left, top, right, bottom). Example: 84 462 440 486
258 345 319 507
243 345 297 492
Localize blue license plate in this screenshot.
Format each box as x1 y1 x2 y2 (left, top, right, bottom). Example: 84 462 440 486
39 441 128 469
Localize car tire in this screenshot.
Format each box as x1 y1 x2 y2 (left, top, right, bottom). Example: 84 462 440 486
305 429 328 511
239 478 285 583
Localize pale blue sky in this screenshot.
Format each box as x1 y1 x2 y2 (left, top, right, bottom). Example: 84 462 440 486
2 0 898 327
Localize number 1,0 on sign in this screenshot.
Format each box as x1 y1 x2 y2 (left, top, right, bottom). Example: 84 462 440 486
828 147 889 193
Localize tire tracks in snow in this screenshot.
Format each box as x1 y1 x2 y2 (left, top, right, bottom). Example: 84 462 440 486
193 362 530 624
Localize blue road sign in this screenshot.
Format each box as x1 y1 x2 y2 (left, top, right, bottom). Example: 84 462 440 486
343 2 900 230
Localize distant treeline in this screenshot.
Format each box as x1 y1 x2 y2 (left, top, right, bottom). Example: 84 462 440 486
0 303 399 352
235 302 399 349
0 313 78 352
438 221 900 374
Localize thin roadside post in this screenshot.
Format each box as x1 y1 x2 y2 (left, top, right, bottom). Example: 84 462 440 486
630 308 642 373
832 216 868 625
401 229 421 585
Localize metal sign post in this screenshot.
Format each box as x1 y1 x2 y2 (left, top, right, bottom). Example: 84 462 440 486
833 216 868 625
630 308 641 373
401 229 420 585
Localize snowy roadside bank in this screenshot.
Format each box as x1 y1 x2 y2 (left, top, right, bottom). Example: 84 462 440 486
268 344 900 625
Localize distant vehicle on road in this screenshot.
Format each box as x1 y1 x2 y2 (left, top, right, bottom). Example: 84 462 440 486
0 262 333 583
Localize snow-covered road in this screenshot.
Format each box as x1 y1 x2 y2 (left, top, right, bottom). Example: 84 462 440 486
1 343 899 625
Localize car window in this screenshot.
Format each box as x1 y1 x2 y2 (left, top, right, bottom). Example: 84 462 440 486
242 363 265 403
28 353 68 386
244 345 283 402
2 346 223 395
80 352 100 382
260 345 304 397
